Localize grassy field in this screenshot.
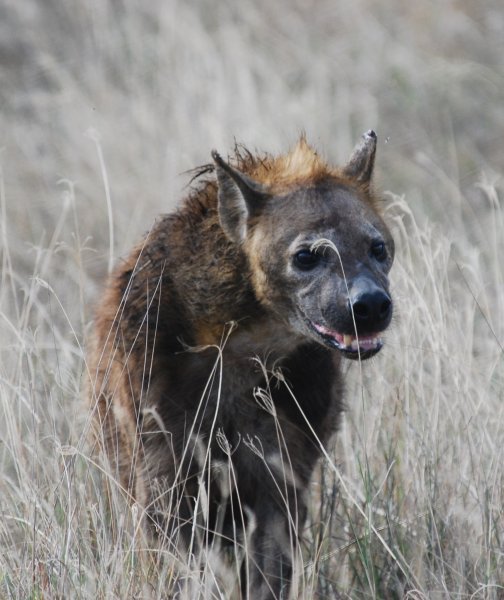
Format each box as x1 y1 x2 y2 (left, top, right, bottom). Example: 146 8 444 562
1 0 503 598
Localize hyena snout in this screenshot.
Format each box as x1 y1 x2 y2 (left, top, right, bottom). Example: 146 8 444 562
348 276 392 334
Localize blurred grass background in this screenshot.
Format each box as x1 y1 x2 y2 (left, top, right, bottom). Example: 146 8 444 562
0 1 503 598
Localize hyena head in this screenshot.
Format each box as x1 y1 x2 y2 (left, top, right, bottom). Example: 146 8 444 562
212 131 394 360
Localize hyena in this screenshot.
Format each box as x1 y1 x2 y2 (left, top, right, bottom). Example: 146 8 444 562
88 130 394 599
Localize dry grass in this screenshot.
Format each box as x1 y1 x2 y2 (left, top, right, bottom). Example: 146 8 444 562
1 0 503 598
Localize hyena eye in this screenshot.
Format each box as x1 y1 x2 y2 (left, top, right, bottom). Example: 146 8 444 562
371 240 387 261
293 249 321 270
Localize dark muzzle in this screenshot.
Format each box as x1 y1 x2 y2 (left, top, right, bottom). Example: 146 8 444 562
348 276 392 334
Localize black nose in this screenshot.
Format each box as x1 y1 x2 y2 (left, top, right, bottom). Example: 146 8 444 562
348 278 392 332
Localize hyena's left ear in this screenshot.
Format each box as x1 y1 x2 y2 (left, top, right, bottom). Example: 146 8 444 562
343 130 377 186
211 150 270 244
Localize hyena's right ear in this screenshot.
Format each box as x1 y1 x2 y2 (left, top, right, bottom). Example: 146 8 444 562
211 150 270 244
343 130 377 187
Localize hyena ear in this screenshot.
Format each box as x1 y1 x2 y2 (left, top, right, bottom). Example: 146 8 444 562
211 150 270 244
343 130 377 186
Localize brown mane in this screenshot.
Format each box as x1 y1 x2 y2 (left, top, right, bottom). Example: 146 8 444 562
188 136 343 199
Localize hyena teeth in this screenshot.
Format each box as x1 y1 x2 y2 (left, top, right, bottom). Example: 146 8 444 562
343 334 353 347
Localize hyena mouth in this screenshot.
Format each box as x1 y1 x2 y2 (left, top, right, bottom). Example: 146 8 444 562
311 322 383 359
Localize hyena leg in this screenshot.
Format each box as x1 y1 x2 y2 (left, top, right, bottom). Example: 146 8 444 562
243 501 306 600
